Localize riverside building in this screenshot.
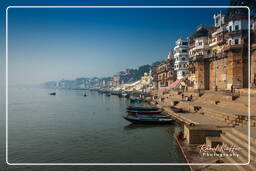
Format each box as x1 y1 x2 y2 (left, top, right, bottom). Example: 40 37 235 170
188 26 213 90
208 12 228 90
251 14 256 88
174 38 189 80
223 10 249 89
187 11 249 91
153 52 176 90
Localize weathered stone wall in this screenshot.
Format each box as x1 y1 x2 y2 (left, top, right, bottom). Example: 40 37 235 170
194 61 204 89
226 47 248 89
251 44 256 88
204 61 210 90
209 58 228 90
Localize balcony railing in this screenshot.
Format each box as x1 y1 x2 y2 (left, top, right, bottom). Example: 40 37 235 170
212 27 225 36
209 41 218 47
174 52 188 58
223 44 243 51
191 54 204 61
208 53 227 59
191 44 209 51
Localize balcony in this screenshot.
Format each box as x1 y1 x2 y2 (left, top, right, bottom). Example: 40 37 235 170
191 54 204 61
174 45 188 50
209 39 225 47
212 27 225 36
174 52 188 58
226 30 247 38
208 53 227 60
156 66 172 74
223 44 243 51
191 44 209 51
209 41 218 47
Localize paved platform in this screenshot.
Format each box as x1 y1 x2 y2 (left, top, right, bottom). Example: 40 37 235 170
162 106 230 127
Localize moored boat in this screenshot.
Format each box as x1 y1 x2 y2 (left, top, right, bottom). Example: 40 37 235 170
123 114 174 124
126 106 159 111
126 110 162 114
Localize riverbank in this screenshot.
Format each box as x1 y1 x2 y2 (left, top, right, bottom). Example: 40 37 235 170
147 89 256 171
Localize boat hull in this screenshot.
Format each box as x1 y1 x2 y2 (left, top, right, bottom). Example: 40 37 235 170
123 115 174 124
126 110 162 114
126 106 159 111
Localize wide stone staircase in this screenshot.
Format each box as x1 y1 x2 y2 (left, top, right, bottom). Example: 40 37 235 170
160 90 256 127
154 89 256 169
220 127 256 171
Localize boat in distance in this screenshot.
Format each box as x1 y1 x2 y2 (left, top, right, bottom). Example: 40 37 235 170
126 106 159 111
123 114 174 124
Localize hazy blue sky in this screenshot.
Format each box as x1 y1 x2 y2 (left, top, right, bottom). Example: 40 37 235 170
0 0 231 85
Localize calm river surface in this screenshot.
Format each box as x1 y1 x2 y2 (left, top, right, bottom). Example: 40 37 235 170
1 87 188 170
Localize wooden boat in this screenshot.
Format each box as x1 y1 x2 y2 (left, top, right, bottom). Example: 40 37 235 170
122 92 128 97
130 98 143 103
123 114 174 124
49 92 56 95
126 106 159 111
126 110 162 114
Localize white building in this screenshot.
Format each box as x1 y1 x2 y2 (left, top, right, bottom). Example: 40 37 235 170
173 38 189 80
226 16 248 46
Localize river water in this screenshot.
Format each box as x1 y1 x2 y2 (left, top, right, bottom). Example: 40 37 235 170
1 87 188 170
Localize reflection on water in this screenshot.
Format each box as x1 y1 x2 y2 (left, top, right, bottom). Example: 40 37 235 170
3 88 188 170
123 123 173 131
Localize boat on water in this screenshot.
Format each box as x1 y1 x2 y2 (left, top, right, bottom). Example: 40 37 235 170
122 92 129 98
84 93 87 97
127 110 162 114
123 114 174 124
49 92 56 96
106 93 111 96
126 106 159 111
129 96 143 103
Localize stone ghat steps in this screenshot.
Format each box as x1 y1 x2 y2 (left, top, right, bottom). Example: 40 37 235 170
232 127 256 145
191 100 256 126
238 95 256 103
201 107 255 127
220 128 256 171
222 129 256 156
190 102 241 125
196 96 250 114
175 98 256 127
201 91 237 101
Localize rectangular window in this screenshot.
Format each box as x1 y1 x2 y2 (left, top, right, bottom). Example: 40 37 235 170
182 50 187 53
235 39 239 45
182 42 188 46
235 25 239 31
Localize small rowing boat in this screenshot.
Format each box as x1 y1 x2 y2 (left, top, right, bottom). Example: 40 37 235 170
126 106 159 111
126 110 162 114
123 114 174 124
